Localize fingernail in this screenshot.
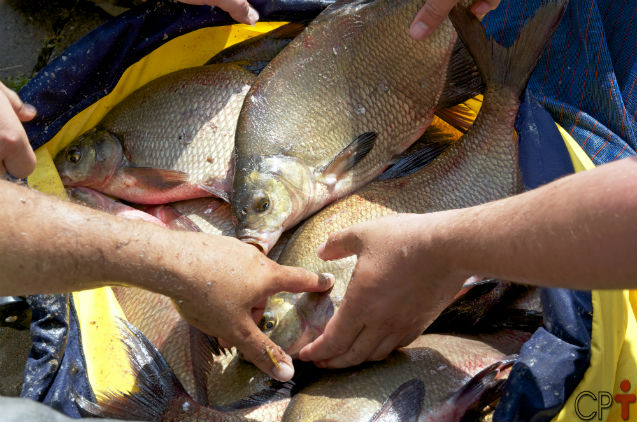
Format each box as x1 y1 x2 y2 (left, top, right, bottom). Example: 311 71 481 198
317 241 326 256
272 361 294 382
23 103 37 116
410 21 430 40
247 7 259 26
319 272 335 288
472 2 491 19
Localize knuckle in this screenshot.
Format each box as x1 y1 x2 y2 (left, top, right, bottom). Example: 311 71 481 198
423 2 448 21
0 130 24 148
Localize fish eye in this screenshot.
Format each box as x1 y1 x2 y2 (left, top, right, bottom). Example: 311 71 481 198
66 147 82 164
254 196 270 213
259 316 276 331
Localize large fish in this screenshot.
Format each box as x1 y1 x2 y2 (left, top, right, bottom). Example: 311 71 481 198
282 330 529 422
258 2 567 355
54 63 255 204
232 0 479 253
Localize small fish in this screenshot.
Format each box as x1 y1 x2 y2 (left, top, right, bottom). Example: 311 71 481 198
55 63 255 204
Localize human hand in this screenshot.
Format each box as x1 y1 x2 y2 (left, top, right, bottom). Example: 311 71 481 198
298 213 467 368
409 0 500 40
0 81 37 178
175 0 259 25
169 235 333 381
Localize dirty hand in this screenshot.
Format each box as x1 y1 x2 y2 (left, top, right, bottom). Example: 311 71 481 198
170 236 333 381
175 0 259 25
0 81 37 178
410 0 500 40
298 213 466 368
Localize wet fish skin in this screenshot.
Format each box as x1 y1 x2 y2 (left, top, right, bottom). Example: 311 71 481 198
260 1 566 355
232 0 472 253
281 331 529 422
55 63 255 204
66 186 168 227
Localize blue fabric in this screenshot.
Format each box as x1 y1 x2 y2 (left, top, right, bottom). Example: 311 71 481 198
19 0 335 151
517 89 575 190
483 0 637 165
495 289 593 422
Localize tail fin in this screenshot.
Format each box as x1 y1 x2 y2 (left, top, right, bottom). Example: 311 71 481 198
76 319 206 421
449 1 567 93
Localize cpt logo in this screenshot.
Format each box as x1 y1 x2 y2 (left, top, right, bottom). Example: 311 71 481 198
574 379 636 421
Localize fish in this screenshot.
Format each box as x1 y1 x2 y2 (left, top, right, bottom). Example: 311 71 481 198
231 0 483 253
207 23 307 74
258 1 567 356
66 186 168 227
281 331 529 422
77 319 296 422
55 63 255 204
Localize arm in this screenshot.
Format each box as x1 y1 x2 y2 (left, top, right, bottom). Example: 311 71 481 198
0 81 37 178
0 179 332 381
299 156 637 368
410 0 500 40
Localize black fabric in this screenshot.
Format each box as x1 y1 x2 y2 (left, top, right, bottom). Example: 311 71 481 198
19 0 335 151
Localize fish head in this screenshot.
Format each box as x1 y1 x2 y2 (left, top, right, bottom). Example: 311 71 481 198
232 155 313 253
54 128 123 187
259 291 334 358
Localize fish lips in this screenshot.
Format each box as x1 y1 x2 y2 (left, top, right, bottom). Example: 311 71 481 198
237 228 283 254
288 291 335 357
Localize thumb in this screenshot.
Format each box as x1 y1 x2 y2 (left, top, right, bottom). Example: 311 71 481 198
271 266 334 295
409 0 456 40
317 227 361 261
233 318 295 382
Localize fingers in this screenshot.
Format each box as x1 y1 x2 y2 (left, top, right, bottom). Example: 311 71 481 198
215 0 259 25
231 317 295 382
270 266 334 295
409 0 501 40
177 0 259 25
298 302 364 363
317 227 361 261
318 328 389 368
470 0 500 19
410 0 457 40
0 82 37 122
0 88 37 179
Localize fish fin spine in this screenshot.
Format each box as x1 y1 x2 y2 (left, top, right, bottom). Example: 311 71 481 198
320 131 377 185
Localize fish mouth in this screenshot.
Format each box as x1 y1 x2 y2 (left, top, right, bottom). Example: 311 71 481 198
287 292 335 357
238 229 283 255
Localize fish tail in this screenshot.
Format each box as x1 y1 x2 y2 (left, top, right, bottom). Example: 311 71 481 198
449 1 567 96
76 318 224 421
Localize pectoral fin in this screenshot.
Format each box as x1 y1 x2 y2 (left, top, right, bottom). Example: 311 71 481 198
320 131 377 186
123 167 190 189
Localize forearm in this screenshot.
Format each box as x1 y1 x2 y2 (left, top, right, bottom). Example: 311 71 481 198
432 156 636 289
0 179 207 296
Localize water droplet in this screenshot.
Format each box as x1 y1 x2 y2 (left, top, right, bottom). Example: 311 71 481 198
206 282 212 287
182 401 192 412
332 47 338 55
356 106 366 115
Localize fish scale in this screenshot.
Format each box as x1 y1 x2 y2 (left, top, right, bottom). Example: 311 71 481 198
103 64 254 188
